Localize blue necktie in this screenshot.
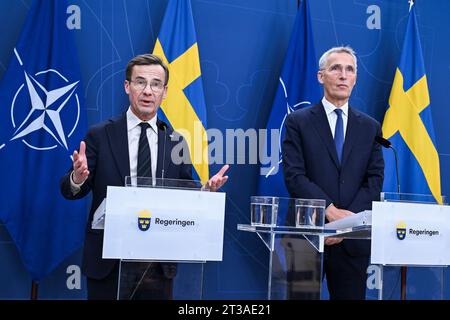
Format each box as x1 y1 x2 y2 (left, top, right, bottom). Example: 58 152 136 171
334 109 344 164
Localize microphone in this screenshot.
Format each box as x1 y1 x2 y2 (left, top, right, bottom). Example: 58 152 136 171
375 136 391 148
375 136 400 194
157 120 168 183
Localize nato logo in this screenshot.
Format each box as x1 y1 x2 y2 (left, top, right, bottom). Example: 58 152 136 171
2 49 81 153
138 210 152 231
396 221 407 240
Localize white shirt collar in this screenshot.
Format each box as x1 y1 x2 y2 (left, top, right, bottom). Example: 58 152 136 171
322 97 349 117
126 107 157 133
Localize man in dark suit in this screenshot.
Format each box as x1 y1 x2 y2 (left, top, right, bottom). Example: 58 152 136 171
60 54 228 300
282 46 384 299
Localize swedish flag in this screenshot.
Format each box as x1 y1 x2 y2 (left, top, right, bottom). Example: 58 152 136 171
153 0 209 183
382 3 442 204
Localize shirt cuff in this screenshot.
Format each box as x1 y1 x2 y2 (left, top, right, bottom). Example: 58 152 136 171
70 171 84 195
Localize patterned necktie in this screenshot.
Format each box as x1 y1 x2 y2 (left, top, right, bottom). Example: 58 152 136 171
334 109 344 164
137 122 152 178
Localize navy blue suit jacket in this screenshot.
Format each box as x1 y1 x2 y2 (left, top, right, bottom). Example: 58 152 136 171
282 103 384 256
60 112 193 279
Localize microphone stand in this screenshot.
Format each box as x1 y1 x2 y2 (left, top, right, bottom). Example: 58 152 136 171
390 145 401 194
376 137 406 299
157 121 176 289
158 121 168 188
391 145 407 300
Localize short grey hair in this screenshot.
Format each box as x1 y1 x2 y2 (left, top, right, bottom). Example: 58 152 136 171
318 46 357 71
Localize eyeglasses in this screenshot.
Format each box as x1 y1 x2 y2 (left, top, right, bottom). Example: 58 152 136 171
322 64 356 75
129 78 165 93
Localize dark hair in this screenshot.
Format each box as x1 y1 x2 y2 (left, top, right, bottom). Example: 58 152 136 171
125 54 169 85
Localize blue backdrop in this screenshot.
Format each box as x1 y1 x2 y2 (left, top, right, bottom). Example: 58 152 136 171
1 0 450 299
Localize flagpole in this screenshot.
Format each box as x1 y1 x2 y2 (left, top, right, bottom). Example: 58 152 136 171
400 268 407 300
31 281 39 300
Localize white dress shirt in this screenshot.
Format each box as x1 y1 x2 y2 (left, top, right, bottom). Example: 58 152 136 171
70 107 158 192
322 97 348 139
127 108 158 186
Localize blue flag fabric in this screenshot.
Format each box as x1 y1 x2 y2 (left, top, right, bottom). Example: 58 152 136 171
377 3 443 300
0 0 88 280
255 1 322 297
382 3 442 203
153 0 209 183
257 0 321 200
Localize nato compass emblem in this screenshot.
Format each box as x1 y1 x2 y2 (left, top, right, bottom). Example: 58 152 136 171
264 77 311 177
3 48 81 152
396 221 407 240
138 210 152 231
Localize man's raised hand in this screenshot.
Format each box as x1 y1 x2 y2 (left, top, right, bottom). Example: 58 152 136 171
72 141 89 184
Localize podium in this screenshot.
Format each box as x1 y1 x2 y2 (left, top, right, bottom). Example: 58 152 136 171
240 194 449 300
238 196 370 300
94 177 226 300
371 192 449 300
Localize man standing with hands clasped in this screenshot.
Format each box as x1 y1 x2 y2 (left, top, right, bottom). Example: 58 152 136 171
61 53 228 300
282 46 384 299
